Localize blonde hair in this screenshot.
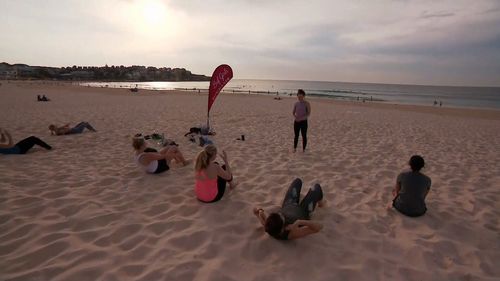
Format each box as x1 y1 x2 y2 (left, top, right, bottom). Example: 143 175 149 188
195 144 217 171
132 137 145 150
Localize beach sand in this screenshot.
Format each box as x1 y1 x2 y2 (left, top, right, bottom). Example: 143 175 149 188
0 81 499 281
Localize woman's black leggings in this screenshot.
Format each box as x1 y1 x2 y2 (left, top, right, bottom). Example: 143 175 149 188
209 164 232 203
294 120 308 150
15 136 52 154
282 178 323 217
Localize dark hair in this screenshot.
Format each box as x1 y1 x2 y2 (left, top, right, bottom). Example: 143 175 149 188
265 213 284 236
409 155 425 172
132 137 145 150
297 89 306 96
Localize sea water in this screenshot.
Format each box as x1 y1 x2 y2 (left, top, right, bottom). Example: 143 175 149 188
81 79 500 109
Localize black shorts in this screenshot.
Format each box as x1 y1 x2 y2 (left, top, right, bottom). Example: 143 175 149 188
154 159 170 174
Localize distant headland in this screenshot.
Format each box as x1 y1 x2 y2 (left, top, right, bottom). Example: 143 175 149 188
0 62 211 82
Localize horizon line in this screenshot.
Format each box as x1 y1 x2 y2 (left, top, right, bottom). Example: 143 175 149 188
2 61 499 88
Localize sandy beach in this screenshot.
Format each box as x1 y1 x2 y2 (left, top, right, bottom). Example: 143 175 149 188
0 81 499 281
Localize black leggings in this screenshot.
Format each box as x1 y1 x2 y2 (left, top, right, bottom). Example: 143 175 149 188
143 147 170 174
282 178 323 217
294 120 308 151
15 136 52 154
207 164 232 203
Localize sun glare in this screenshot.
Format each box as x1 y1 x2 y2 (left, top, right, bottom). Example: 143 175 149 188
142 0 167 25
125 0 182 39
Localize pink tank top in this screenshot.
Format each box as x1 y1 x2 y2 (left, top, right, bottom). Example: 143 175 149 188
195 170 218 202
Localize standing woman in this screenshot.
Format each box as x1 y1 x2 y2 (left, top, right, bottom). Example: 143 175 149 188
194 144 235 203
292 89 311 152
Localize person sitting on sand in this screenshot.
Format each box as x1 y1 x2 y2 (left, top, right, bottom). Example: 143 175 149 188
194 144 235 203
37 95 50 101
253 178 324 240
0 128 52 155
132 135 188 174
49 121 97 135
391 155 431 217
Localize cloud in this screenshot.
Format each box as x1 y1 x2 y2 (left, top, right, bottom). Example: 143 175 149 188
1 0 500 86
420 11 455 19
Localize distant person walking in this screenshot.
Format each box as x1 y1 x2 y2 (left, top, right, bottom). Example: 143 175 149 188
292 89 311 152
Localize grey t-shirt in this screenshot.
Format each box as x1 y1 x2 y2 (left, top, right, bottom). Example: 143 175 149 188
394 171 431 216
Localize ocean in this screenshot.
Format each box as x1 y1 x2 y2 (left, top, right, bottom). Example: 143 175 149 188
81 79 500 109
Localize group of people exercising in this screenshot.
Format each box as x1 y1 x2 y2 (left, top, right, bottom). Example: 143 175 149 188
131 89 432 240
1 89 432 241
0 89 431 240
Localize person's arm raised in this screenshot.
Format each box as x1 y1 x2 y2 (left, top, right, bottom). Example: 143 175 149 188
286 220 323 240
216 150 232 181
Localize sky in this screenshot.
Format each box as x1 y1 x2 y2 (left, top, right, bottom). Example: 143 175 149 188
1 0 500 87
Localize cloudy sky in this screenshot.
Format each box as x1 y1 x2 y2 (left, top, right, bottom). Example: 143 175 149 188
1 0 499 86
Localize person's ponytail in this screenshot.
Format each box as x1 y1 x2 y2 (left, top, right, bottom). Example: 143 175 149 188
195 145 217 171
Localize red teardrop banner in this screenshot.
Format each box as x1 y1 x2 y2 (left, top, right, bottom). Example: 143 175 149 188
208 64 233 113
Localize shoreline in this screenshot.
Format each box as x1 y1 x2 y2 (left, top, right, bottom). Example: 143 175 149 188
3 79 500 111
3 79 499 119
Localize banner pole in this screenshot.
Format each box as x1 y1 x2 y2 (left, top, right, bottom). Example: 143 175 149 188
207 111 210 129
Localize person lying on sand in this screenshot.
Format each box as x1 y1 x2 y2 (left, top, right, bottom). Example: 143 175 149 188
194 144 235 203
253 178 324 240
49 121 97 135
391 155 431 217
0 128 52 155
184 126 216 137
132 135 189 174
